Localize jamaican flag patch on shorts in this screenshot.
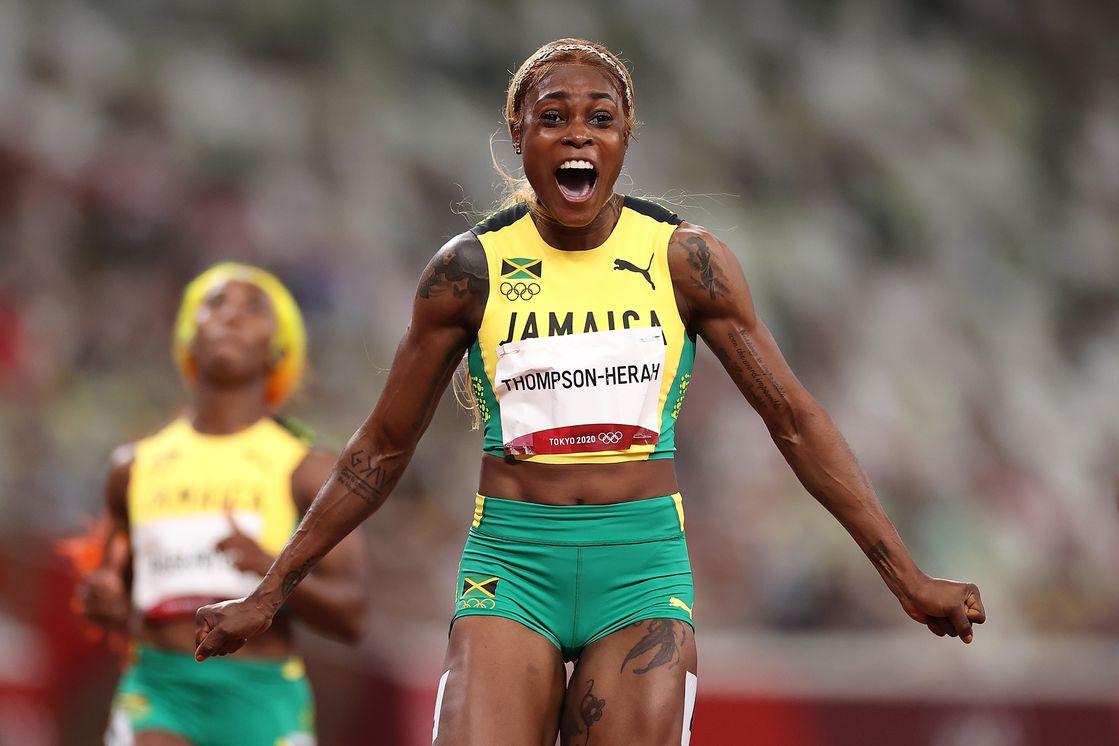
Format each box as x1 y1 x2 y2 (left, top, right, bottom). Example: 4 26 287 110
459 576 499 609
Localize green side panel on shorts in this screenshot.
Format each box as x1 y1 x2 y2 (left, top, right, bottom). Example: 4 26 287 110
650 331 696 459
468 339 503 455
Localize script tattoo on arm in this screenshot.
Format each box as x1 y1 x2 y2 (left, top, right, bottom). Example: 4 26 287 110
726 324 788 411
416 235 488 302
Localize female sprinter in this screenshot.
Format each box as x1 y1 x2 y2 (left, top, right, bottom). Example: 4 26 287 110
81 263 368 746
195 40 985 745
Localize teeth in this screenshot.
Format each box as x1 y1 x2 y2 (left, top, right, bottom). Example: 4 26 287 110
558 160 595 170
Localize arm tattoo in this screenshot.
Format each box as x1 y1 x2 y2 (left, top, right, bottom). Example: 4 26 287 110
337 448 396 506
726 325 788 410
684 235 729 300
619 619 685 675
868 540 903 591
281 553 323 599
417 238 488 301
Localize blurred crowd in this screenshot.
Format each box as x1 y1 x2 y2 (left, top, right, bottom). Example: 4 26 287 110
2 0 1117 651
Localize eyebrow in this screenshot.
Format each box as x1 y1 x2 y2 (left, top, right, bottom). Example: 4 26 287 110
537 90 618 103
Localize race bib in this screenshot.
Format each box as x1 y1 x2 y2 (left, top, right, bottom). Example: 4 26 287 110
131 511 263 619
495 326 666 456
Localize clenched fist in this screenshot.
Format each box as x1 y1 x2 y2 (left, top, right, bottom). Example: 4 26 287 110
194 596 274 661
900 576 986 643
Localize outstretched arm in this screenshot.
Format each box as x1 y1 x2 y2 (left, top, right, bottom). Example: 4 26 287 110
196 232 488 660
668 223 985 643
214 449 370 642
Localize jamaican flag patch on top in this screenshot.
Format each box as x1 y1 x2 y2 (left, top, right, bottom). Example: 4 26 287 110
501 258 542 281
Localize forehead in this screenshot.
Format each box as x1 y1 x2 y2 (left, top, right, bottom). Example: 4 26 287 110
203 279 273 311
526 63 622 104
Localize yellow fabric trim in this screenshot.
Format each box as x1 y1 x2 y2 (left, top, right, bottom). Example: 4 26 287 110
672 493 684 532
472 494 486 528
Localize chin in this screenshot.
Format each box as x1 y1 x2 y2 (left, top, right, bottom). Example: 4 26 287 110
540 190 612 229
196 354 258 386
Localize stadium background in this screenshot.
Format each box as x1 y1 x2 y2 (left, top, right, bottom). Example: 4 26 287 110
1 1 1117 744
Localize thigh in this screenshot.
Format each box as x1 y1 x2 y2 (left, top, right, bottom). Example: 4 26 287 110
560 619 697 746
434 616 566 746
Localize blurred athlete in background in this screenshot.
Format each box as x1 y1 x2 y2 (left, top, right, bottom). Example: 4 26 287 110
81 263 367 746
195 40 985 745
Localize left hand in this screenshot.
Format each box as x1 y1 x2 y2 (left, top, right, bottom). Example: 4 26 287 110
900 576 986 644
216 512 274 576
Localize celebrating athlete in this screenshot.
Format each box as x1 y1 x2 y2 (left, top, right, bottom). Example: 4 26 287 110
81 263 367 746
194 40 985 745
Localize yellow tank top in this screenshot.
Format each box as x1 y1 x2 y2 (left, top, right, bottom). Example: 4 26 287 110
127 417 309 618
468 197 695 464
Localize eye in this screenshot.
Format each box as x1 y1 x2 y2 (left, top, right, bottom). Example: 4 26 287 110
591 112 614 126
540 110 563 124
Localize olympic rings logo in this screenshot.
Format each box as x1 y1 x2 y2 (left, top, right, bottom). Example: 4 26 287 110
500 281 541 301
598 431 624 445
460 598 496 610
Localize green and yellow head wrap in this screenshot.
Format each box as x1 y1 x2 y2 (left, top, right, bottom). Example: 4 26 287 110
172 262 306 408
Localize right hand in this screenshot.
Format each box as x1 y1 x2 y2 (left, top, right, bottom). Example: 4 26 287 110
194 596 274 661
79 568 130 628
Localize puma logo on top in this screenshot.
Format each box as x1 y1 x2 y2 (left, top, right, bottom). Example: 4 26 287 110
613 254 655 290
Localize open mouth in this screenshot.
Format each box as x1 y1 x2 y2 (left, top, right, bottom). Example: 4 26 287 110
555 160 597 202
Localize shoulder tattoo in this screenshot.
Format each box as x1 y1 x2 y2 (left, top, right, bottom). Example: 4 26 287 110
417 234 488 302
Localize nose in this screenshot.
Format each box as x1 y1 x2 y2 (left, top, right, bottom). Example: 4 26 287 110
561 122 593 148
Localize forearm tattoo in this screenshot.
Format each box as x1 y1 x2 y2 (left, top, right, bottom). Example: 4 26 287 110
867 540 903 592
337 448 397 506
727 325 787 410
619 619 687 675
417 239 488 301
281 553 323 599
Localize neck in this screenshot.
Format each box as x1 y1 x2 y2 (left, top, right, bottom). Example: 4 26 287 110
190 379 270 435
532 194 623 251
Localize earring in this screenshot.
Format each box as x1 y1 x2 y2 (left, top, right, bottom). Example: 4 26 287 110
514 145 522 155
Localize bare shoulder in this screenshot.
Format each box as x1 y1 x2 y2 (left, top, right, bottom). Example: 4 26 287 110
667 221 743 323
417 231 488 300
415 230 489 331
291 447 336 512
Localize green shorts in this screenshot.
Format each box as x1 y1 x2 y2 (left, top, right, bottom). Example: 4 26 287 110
452 493 695 660
107 643 315 746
